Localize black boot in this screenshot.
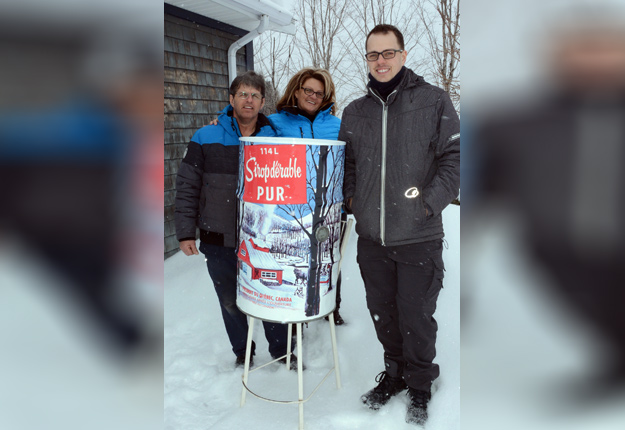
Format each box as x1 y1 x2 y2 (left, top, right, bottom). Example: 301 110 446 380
274 353 306 371
325 309 345 325
406 388 431 426
361 371 408 410
235 354 254 369
235 341 255 368
333 310 345 325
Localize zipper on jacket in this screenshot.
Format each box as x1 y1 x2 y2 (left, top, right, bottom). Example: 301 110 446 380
380 102 388 245
298 120 316 138
231 118 241 137
370 88 396 246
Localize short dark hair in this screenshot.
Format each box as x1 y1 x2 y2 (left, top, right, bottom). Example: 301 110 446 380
230 71 266 98
366 24 405 51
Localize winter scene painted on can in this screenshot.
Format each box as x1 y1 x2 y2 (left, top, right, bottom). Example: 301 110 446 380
236 136 346 323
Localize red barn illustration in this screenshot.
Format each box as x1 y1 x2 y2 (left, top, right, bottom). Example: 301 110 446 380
237 239 284 284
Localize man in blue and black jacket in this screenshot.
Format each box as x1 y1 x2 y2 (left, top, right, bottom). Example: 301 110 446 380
175 71 293 368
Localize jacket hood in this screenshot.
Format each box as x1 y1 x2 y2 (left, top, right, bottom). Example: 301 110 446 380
216 105 237 138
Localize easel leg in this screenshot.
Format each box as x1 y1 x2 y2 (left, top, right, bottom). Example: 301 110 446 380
328 312 342 389
297 322 304 430
286 323 293 370
240 316 255 407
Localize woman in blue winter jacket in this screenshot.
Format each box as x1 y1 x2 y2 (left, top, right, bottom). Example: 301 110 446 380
269 67 340 141
271 68 346 325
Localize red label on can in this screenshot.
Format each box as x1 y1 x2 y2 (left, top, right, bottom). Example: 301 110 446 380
243 144 307 204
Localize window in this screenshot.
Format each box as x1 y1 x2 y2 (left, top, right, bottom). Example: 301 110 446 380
261 271 277 279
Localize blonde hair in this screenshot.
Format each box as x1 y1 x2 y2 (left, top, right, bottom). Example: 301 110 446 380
276 68 337 115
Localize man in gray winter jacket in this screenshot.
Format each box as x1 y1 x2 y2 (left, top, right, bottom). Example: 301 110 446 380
339 24 460 426
175 71 294 369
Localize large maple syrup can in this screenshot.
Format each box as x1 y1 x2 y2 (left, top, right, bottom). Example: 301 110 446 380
235 137 345 323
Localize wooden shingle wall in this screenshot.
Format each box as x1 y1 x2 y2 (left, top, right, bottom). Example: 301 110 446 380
164 6 252 258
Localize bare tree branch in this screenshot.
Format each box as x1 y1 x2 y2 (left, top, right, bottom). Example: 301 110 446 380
253 0 457 116
414 0 460 111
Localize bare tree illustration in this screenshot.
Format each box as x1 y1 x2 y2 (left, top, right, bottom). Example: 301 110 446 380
278 144 345 316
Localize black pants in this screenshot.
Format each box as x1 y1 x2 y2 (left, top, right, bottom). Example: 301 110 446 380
534 244 625 367
357 237 445 392
334 211 349 311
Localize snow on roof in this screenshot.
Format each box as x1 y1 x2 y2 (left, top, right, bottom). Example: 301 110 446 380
252 238 270 249
245 240 283 271
166 0 295 32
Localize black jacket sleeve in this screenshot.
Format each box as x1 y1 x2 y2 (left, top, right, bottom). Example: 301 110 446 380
422 92 460 217
339 111 356 202
174 141 204 241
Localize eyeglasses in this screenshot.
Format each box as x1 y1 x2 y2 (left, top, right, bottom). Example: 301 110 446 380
301 87 325 99
364 49 404 62
235 91 263 101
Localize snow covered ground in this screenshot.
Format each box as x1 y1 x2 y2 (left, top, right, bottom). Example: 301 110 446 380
164 208 460 430
461 212 625 430
0 237 164 430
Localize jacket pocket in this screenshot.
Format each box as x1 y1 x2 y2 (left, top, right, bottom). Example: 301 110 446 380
432 244 445 274
425 245 445 304
415 194 427 225
201 173 238 231
405 187 427 226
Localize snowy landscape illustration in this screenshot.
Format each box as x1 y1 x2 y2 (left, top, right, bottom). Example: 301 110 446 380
236 139 345 321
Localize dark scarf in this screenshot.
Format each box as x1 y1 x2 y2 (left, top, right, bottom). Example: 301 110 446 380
285 106 319 123
368 66 407 101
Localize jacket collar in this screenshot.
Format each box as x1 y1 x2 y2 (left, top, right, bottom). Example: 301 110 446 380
217 105 274 137
367 68 427 104
279 103 335 120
